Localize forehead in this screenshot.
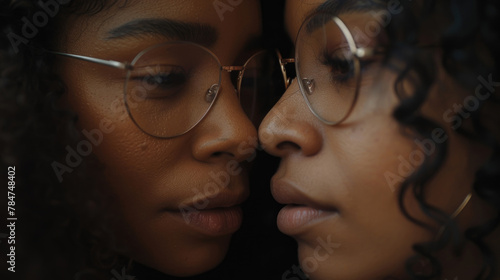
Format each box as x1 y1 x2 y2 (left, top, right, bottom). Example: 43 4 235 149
285 0 324 40
57 0 261 55
285 0 390 42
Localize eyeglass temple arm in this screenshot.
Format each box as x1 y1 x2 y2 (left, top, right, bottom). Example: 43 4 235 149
332 16 382 60
48 51 131 70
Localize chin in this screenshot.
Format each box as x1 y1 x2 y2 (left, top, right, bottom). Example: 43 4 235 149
143 235 232 277
296 243 334 280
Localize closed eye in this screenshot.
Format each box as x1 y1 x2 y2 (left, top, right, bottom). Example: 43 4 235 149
321 48 355 83
129 64 188 99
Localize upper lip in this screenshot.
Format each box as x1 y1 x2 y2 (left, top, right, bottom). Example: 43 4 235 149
271 178 338 212
176 188 249 211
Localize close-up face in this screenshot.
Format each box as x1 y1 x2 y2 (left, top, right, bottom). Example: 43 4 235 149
259 1 494 279
54 0 261 276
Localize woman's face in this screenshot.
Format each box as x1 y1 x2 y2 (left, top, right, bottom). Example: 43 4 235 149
259 1 490 279
56 0 261 276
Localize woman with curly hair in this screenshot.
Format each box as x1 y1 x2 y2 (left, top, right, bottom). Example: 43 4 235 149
0 0 283 279
260 0 500 279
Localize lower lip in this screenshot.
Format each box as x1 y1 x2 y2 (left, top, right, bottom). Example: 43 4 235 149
277 205 338 235
173 206 243 236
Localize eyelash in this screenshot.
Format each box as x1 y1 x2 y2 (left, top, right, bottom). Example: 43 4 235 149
129 65 188 99
321 50 376 84
321 52 352 82
321 49 355 83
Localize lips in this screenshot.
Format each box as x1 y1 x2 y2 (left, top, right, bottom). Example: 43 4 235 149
186 188 249 210
178 206 244 236
272 178 339 235
168 189 249 236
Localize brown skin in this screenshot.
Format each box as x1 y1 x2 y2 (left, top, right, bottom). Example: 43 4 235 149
55 0 261 277
259 1 499 279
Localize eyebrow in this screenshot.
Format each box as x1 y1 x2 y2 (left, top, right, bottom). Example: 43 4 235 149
106 18 219 47
314 0 386 15
305 0 387 33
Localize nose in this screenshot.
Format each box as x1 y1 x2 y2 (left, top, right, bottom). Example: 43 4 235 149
192 74 258 163
258 79 322 158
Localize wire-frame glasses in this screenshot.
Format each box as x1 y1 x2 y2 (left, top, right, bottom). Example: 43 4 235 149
277 13 380 125
50 41 284 138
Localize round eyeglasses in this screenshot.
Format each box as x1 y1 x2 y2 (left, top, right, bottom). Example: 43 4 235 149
277 13 380 125
50 42 285 138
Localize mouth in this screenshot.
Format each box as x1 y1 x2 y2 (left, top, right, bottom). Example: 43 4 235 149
167 189 249 236
272 178 339 235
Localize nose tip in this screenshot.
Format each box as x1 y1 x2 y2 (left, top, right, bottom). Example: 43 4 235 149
258 81 322 158
192 79 258 164
194 135 257 163
259 116 321 157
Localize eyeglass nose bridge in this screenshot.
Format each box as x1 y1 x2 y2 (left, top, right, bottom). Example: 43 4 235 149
222 66 245 72
276 51 295 89
220 65 245 97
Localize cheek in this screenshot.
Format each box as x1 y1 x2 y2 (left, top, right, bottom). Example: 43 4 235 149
306 121 433 278
59 63 194 217
332 120 428 225
340 119 428 220
61 67 140 173
60 68 218 272
59 61 131 139
327 70 427 218
355 70 400 117
327 113 411 194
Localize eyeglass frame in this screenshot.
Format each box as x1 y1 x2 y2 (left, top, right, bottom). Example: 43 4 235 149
277 14 379 126
49 41 268 138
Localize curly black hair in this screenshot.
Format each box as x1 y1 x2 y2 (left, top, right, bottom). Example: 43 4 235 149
316 0 500 279
388 1 500 279
1 1 142 279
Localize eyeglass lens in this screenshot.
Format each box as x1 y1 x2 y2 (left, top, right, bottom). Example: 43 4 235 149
295 13 360 125
124 42 293 138
125 42 220 138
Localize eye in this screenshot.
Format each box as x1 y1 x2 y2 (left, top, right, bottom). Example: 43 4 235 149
321 47 355 83
129 64 188 99
144 71 186 91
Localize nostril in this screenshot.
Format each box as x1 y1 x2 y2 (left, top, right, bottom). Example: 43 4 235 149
212 151 222 157
211 151 234 158
212 151 223 157
276 141 301 151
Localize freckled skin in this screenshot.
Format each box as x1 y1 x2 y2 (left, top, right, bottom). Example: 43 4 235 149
259 1 499 279
55 0 260 277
